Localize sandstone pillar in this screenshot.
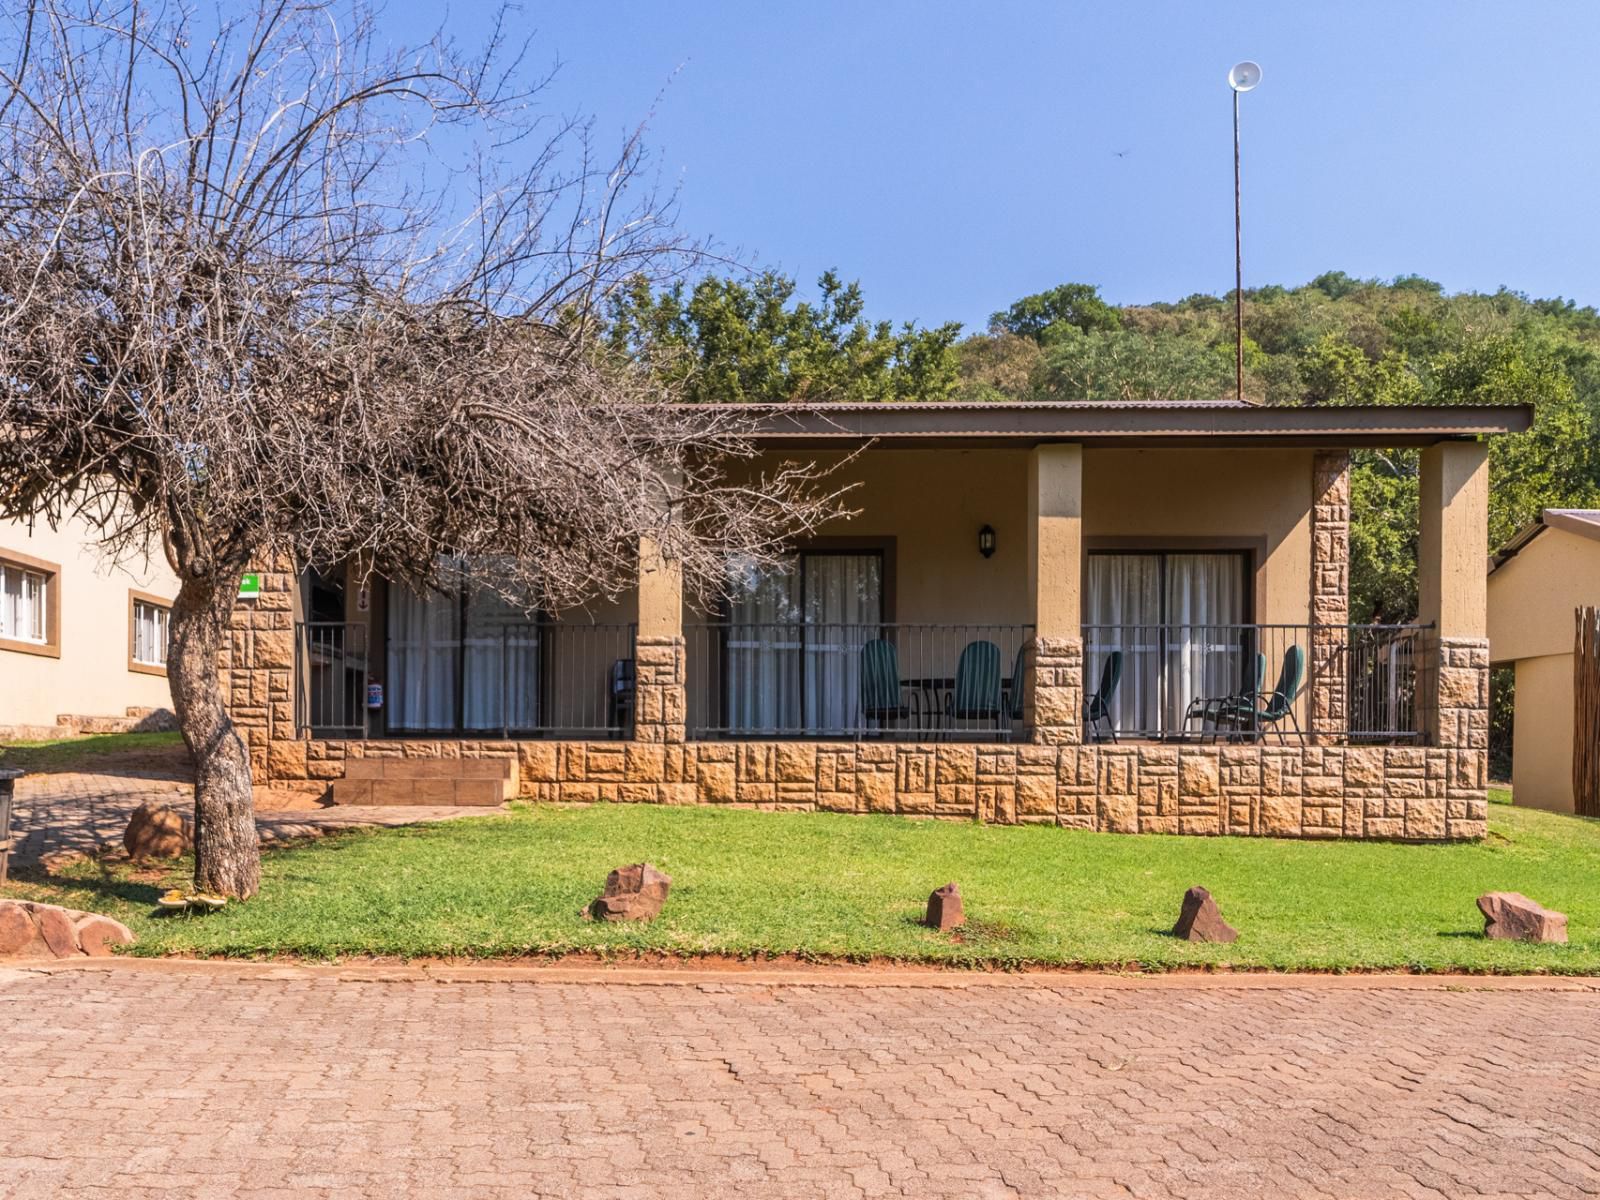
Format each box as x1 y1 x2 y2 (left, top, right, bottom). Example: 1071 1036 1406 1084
1025 443 1083 745
634 529 687 743
1309 451 1351 742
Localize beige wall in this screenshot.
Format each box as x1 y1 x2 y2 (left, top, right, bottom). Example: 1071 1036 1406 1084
0 514 177 728
1082 447 1315 626
1487 524 1600 815
714 446 1317 627
1488 527 1600 663
1511 654 1575 812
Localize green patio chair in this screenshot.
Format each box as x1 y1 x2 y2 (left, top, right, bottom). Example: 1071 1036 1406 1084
1006 642 1030 723
1084 650 1123 743
945 639 1004 735
1214 645 1305 744
859 638 916 735
1185 650 1266 740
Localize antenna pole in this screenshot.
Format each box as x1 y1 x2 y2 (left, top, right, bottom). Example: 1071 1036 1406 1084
1233 86 1244 403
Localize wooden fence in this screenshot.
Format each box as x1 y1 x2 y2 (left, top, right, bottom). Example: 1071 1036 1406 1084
1578 606 1600 818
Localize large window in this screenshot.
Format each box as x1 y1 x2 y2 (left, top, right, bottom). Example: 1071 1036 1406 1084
722 550 884 735
130 592 172 674
386 571 540 734
0 552 58 657
1084 550 1250 735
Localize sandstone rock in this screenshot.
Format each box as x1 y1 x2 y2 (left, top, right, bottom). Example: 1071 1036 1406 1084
925 882 965 931
124 802 192 860
1172 886 1238 944
74 915 135 957
1477 892 1568 944
587 862 672 922
0 902 34 955
31 904 79 957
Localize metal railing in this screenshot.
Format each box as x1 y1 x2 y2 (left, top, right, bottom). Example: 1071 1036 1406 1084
295 620 637 739
686 621 1036 741
1081 622 1431 744
297 621 370 737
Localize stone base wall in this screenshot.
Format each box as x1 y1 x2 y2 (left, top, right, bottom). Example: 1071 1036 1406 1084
1028 637 1084 746
280 736 1488 841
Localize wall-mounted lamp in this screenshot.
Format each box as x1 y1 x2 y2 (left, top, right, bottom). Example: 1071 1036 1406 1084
978 524 996 559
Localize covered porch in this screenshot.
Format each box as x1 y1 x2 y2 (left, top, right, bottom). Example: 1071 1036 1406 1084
248 400 1524 840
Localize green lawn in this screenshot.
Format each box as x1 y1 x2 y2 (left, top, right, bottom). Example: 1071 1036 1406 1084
6 800 1599 972
0 731 186 771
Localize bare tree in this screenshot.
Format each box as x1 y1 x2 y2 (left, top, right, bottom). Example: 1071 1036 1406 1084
0 1 839 898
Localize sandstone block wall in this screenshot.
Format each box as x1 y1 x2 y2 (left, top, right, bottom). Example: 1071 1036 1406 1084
275 736 1489 841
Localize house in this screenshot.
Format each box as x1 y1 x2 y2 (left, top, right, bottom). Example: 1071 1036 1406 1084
1487 508 1600 813
225 399 1528 839
1 512 179 738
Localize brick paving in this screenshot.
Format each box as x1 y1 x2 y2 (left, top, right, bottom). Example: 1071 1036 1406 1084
2 964 1598 1199
7 766 498 868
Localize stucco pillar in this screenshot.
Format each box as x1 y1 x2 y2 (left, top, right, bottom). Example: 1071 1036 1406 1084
1025 443 1083 744
1418 440 1489 836
634 530 686 743
1309 451 1350 742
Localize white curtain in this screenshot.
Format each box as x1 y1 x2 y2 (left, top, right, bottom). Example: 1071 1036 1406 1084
804 554 881 734
387 587 460 730
1085 553 1245 735
1085 555 1161 734
724 553 881 734
132 601 170 666
1 564 46 643
725 561 802 733
462 581 540 731
1163 554 1246 731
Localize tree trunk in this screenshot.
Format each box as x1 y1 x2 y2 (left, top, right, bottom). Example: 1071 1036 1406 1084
168 573 260 899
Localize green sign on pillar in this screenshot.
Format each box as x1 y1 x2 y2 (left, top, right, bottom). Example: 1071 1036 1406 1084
238 572 262 600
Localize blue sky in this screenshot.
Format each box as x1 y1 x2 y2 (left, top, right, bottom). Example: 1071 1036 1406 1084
407 2 1600 331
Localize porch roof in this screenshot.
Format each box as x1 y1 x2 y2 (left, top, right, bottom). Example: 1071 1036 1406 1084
710 399 1533 449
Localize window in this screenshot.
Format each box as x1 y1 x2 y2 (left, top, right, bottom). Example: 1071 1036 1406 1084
0 551 59 658
129 591 173 675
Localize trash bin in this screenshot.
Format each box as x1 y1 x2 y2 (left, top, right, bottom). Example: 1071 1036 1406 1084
0 766 21 885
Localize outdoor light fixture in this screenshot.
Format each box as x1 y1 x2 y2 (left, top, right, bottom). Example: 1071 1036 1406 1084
978 525 996 558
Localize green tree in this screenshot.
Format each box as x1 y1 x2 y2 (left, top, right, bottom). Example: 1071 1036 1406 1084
989 283 1121 343
607 271 961 404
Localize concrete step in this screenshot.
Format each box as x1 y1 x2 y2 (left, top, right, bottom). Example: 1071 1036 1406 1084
337 756 519 805
0 723 78 742
331 777 507 807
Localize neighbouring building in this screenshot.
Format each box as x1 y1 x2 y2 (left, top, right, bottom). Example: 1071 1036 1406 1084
1487 508 1600 812
0 512 178 738
225 399 1528 840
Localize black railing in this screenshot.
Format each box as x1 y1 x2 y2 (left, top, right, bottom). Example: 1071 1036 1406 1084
296 620 637 739
686 622 1036 741
297 621 370 736
1081 622 1431 744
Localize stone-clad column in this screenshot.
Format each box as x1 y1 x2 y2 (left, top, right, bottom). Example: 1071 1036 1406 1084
1309 451 1351 743
1025 444 1083 745
634 530 686 743
1418 441 1490 838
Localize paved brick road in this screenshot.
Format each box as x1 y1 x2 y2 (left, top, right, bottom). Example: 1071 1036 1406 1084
3 966 1598 1199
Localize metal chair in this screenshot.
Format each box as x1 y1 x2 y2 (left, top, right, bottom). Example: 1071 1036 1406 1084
860 638 917 736
1084 650 1123 743
945 640 1005 737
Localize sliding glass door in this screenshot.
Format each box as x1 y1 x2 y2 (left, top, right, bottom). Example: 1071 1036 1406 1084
387 575 540 734
1085 552 1248 735
724 551 883 735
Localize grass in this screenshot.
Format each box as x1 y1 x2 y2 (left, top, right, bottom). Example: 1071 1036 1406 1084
0 731 186 771
5 800 1599 972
